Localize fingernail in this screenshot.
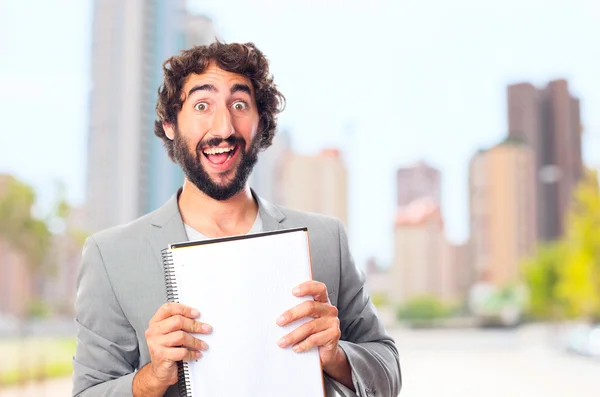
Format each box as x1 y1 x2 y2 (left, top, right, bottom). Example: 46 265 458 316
277 337 287 347
191 309 200 317
277 315 286 325
201 341 209 350
201 323 212 332
195 351 202 358
292 345 302 352
292 287 301 295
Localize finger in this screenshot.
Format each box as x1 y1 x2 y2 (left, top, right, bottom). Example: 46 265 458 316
164 347 203 362
277 317 331 348
293 327 341 353
150 303 199 324
161 331 208 351
292 281 329 303
277 300 336 326
157 315 212 335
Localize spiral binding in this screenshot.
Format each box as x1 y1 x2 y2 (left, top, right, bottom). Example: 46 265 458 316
161 248 192 397
177 361 192 397
162 249 179 303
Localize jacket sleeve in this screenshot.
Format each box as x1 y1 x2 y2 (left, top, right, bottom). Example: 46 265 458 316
335 220 402 397
72 237 139 397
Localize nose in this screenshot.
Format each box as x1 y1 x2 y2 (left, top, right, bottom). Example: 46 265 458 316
208 104 235 140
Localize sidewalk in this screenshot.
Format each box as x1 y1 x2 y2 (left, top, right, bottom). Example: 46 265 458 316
0 377 71 397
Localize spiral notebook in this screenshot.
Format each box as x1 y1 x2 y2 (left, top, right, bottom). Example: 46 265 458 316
162 227 325 397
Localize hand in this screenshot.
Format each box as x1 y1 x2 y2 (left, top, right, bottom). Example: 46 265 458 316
145 303 212 386
276 281 341 368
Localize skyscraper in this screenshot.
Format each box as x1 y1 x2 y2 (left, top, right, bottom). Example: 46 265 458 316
389 198 450 304
145 14 218 214
396 161 441 207
507 79 583 241
469 139 537 286
445 242 471 302
85 1 216 232
279 149 349 228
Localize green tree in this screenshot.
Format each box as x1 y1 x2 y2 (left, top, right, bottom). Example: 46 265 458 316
522 242 565 319
523 169 600 321
556 169 600 321
396 296 450 322
0 176 51 273
371 292 389 308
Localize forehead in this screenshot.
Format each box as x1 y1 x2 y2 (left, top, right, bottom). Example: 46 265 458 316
182 63 254 95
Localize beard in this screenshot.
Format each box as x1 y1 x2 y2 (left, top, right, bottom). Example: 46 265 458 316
172 126 260 201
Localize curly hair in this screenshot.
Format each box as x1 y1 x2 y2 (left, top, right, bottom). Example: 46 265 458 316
154 41 286 161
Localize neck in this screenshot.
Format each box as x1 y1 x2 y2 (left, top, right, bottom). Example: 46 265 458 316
178 179 258 238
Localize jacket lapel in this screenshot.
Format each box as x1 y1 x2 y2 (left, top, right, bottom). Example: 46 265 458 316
147 188 286 267
252 189 286 232
147 191 188 270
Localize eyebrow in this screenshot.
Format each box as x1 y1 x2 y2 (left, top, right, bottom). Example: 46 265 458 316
187 83 252 98
188 84 217 97
230 83 252 96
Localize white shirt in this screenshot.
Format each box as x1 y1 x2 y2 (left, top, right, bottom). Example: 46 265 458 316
184 211 263 241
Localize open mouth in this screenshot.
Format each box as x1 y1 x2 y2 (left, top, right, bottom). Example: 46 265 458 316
202 144 240 166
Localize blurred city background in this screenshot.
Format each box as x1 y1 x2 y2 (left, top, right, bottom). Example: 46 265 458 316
1 0 600 396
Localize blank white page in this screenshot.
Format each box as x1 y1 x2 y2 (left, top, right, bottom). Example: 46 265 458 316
169 228 325 397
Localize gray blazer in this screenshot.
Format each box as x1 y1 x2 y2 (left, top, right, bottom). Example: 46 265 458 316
72 190 401 397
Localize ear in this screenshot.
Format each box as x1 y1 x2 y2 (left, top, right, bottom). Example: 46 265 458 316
163 123 175 140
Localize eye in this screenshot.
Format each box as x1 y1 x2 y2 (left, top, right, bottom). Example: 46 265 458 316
194 102 208 112
232 101 248 111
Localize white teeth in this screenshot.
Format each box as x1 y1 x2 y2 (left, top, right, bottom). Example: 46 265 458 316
203 146 234 155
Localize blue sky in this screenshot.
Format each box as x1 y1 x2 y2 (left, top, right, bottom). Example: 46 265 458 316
1 0 599 267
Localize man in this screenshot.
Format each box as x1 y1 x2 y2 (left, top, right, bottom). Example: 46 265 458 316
73 41 401 397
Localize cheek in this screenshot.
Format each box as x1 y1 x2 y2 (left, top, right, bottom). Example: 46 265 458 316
174 134 198 158
233 116 260 139
186 138 199 155
185 121 211 140
178 118 209 148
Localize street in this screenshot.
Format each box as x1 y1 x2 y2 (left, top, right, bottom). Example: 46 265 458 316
1 324 598 396
394 324 600 397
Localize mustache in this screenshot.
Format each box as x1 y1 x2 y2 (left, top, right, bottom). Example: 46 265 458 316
198 135 246 149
